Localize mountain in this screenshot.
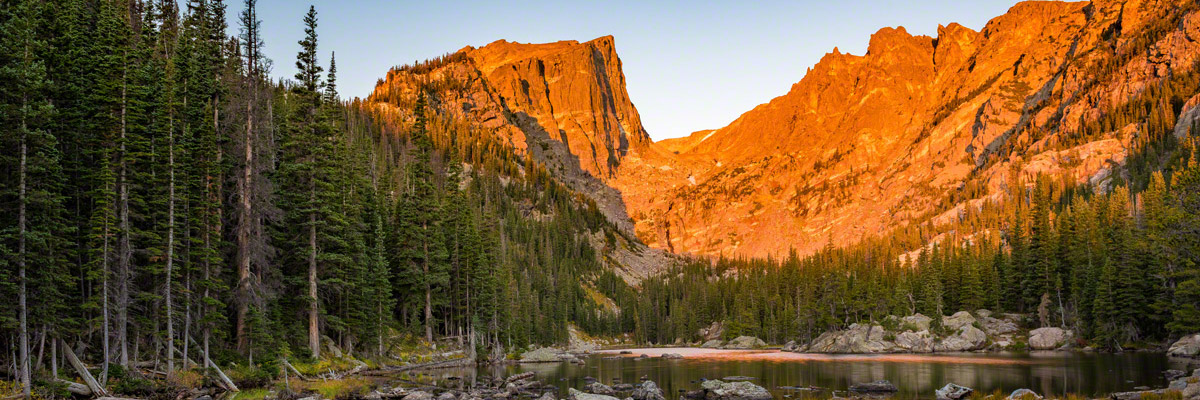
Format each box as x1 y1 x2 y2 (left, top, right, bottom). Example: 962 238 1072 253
620 0 1200 257
371 0 1200 262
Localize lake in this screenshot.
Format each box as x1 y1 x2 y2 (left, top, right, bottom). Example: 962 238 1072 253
405 348 1198 399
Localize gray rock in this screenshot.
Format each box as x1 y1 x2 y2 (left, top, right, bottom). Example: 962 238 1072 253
1028 327 1072 350
1166 370 1188 381
569 388 621 400
936 383 973 400
807 324 896 353
975 309 993 318
661 353 684 359
1006 388 1042 400
436 392 456 400
612 384 634 392
943 311 977 331
404 392 434 400
586 383 616 396
782 340 798 352
935 325 987 352
631 381 665 400
724 336 767 349
521 347 577 363
901 313 933 332
701 339 725 349
698 380 772 400
1111 389 1167 400
1168 379 1188 391
1168 334 1200 358
722 376 755 381
980 316 1019 335
894 330 934 353
538 393 556 400
849 380 898 393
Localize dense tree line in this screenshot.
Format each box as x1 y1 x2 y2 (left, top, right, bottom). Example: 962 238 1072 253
0 0 633 396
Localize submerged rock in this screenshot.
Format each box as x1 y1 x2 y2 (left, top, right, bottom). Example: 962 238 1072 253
849 380 898 393
936 383 973 400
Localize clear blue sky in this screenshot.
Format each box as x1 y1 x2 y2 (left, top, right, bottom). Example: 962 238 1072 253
229 0 1026 140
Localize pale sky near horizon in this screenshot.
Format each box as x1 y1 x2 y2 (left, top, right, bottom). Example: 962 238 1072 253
228 0 1027 141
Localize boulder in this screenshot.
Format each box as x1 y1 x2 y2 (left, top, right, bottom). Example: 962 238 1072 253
661 353 684 359
586 382 615 396
1028 327 1072 350
849 380 898 393
436 393 456 400
1111 389 1169 400
701 339 725 349
934 325 987 352
631 381 665 400
699 321 725 341
936 383 973 400
1166 370 1188 381
895 330 934 353
782 340 799 352
806 324 896 353
724 336 767 349
976 309 993 318
1007 389 1042 400
901 313 933 332
698 380 772 400
403 392 434 400
980 316 1019 335
568 388 620 400
538 394 556 400
520 347 576 363
943 311 977 331
1168 334 1200 358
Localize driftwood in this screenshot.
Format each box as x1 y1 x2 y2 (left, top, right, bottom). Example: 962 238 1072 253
60 339 108 397
280 359 310 381
186 336 238 392
54 379 92 396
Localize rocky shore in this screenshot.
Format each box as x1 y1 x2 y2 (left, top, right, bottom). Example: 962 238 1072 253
787 310 1075 354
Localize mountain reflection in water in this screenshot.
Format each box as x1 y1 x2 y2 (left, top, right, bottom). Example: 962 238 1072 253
402 348 1194 399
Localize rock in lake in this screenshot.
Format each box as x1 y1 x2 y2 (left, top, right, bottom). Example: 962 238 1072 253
569 388 620 400
936 383 973 400
586 382 616 396
934 325 987 352
698 380 773 400
661 353 684 359
724 336 767 349
1028 327 1072 350
1006 388 1042 400
1168 333 1200 358
632 381 666 400
849 380 898 393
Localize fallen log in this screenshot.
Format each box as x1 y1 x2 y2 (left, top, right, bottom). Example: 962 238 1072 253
186 336 238 392
54 379 91 396
60 339 108 397
280 359 310 381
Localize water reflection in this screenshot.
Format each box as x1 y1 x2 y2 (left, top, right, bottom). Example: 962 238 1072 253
399 349 1193 399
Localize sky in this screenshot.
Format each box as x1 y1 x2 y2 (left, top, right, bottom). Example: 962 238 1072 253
228 0 1026 141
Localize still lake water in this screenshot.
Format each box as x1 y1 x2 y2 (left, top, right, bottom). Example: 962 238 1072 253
410 348 1198 399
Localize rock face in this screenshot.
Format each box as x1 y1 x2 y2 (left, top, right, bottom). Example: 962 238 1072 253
724 336 767 349
696 380 773 400
614 0 1200 258
1169 333 1200 357
1028 327 1072 350
806 323 897 353
798 311 1042 354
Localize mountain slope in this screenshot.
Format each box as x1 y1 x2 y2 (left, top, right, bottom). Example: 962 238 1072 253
620 0 1200 257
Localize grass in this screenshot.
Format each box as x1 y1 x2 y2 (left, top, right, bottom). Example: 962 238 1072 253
297 377 372 399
